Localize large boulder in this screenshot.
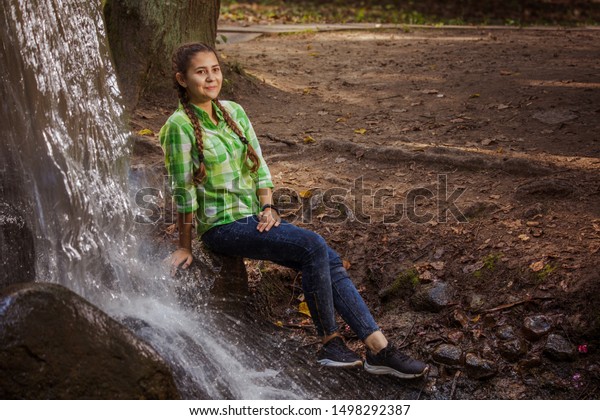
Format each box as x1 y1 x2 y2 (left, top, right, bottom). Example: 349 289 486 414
0 282 180 399
0 202 35 290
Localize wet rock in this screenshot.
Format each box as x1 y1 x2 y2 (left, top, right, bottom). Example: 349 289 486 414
0 282 181 399
410 281 453 312
544 334 576 361
465 353 497 379
174 241 248 313
432 344 463 366
0 201 35 290
495 325 517 341
498 338 527 361
523 315 553 341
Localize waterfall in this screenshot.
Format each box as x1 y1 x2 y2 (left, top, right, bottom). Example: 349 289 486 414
0 0 307 399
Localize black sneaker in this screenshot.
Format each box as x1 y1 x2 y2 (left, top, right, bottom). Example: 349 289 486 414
317 336 363 368
364 344 428 379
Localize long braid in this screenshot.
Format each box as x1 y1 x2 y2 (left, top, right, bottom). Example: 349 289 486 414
172 42 260 184
214 100 260 172
172 43 212 183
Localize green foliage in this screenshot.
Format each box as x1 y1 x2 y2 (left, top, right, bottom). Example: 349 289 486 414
474 253 502 279
536 263 556 282
220 1 598 27
390 268 420 294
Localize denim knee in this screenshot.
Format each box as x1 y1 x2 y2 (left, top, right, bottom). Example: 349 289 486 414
299 230 329 262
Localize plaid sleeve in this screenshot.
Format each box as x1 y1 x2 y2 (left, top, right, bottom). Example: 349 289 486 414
234 104 275 189
159 118 199 213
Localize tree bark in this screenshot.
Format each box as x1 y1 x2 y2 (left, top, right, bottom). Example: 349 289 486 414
104 0 221 109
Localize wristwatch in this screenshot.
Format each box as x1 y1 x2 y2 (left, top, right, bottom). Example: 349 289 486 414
261 204 280 215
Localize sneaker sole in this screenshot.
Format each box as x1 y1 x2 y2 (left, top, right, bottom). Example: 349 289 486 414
364 361 429 379
318 358 364 368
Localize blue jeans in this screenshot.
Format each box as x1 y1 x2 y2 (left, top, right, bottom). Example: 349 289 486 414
201 216 380 340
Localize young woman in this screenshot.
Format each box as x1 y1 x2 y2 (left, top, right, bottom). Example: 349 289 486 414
159 42 428 379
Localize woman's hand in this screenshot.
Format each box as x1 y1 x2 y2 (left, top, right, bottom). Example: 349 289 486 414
257 208 281 232
167 247 193 276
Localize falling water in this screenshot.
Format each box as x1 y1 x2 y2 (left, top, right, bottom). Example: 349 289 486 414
0 0 308 399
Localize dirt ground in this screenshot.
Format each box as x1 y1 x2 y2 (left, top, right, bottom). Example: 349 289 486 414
131 27 600 399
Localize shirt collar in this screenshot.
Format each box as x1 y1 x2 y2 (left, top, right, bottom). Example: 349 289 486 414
178 101 224 124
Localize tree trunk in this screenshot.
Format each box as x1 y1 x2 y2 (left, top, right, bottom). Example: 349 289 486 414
104 0 221 109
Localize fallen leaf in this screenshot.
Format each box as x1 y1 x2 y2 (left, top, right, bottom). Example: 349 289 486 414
275 320 283 327
463 261 485 274
343 260 351 270
299 190 312 199
303 87 312 95
298 302 312 317
518 234 530 241
303 135 315 144
354 128 367 135
336 117 347 123
530 260 545 272
137 128 154 136
469 93 481 99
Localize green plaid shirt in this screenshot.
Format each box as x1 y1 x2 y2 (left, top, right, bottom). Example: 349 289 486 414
159 100 274 235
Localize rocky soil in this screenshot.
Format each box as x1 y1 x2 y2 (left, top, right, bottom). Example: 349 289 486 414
131 26 600 399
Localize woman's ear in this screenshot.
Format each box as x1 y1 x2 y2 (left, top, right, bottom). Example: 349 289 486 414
175 72 187 88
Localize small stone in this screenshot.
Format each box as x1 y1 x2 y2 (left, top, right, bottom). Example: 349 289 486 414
523 315 553 341
432 344 463 366
465 353 497 379
498 338 527 361
496 325 517 341
410 282 453 312
544 334 576 361
468 294 485 311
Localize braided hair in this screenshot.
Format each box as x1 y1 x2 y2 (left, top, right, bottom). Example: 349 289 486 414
172 43 260 183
